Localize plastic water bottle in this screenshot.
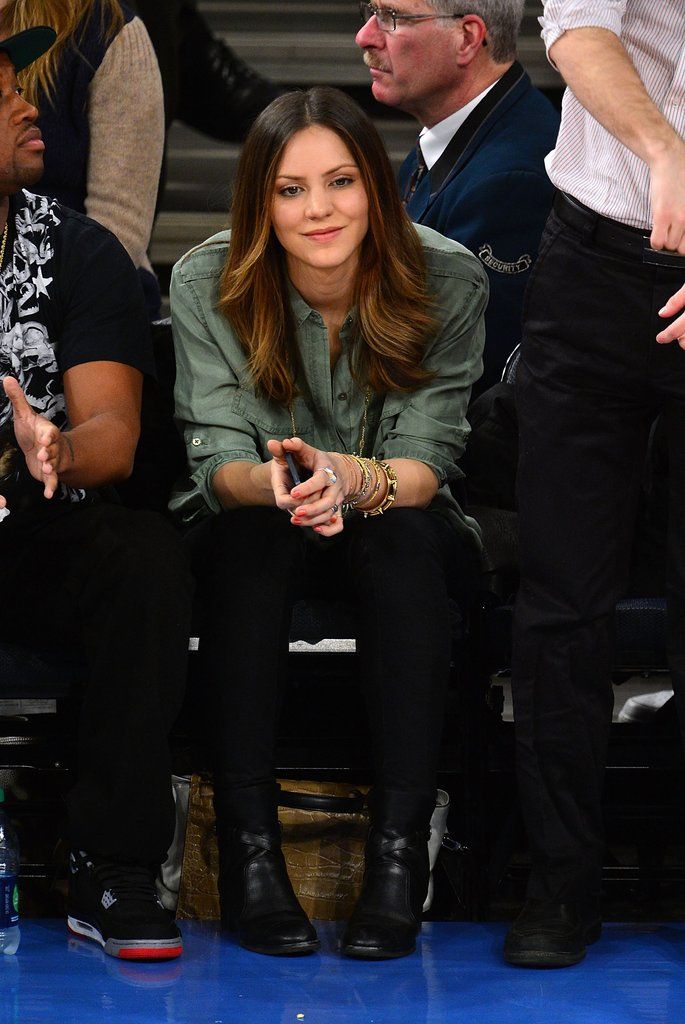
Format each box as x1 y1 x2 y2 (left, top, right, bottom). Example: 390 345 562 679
0 788 20 954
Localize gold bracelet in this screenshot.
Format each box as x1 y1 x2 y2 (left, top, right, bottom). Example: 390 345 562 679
351 456 375 506
343 455 371 506
363 459 398 517
335 454 358 505
354 459 382 511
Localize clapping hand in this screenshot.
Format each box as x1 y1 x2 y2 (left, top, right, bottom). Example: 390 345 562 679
3 376 63 499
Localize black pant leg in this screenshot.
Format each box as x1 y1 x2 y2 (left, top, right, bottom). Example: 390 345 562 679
186 506 304 793
661 402 685 746
513 216 656 903
188 504 476 815
345 508 478 806
0 504 193 865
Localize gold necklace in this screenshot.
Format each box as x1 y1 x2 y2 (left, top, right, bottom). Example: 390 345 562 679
289 387 372 457
0 222 8 269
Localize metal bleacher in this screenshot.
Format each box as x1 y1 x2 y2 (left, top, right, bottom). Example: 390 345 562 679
152 0 561 274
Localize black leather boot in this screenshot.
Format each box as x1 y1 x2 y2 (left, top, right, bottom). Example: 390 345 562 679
342 788 432 960
215 782 319 956
177 3 283 142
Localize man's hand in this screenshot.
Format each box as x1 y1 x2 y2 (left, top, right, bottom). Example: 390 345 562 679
657 283 685 348
548 29 685 255
3 377 67 499
649 142 685 254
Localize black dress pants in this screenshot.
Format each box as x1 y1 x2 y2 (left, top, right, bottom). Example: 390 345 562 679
0 502 193 866
513 200 685 904
187 506 478 815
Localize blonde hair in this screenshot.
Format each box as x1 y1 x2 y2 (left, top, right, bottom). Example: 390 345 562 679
220 87 436 407
1 0 124 107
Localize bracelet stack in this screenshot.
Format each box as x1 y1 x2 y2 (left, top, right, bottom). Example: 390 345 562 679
340 455 398 517
363 459 398 517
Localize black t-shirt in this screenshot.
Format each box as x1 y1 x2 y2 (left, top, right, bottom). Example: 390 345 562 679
0 190 153 512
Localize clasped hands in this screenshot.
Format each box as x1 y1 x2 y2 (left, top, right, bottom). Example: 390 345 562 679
0 376 69 509
268 436 354 538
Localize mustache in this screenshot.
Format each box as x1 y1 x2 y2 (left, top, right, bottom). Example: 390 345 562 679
17 127 42 145
363 51 389 72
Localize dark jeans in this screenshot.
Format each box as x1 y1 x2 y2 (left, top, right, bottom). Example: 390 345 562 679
513 202 685 904
186 506 478 811
0 502 193 866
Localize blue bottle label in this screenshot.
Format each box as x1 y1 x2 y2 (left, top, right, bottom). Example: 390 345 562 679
0 876 19 928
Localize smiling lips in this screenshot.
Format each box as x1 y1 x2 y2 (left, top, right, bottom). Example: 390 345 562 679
304 227 344 242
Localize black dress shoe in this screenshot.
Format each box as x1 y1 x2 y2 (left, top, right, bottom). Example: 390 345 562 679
220 827 319 956
504 899 602 968
342 828 430 960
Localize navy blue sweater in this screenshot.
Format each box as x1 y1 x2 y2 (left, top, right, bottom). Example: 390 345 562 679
36 1 136 215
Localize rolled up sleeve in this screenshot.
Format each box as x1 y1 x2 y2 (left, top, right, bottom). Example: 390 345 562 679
170 264 261 515
540 1 626 59
377 261 488 483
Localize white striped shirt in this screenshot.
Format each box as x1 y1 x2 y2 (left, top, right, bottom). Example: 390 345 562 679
540 0 685 228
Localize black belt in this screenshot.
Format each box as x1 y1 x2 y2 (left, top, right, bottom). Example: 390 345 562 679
553 191 685 268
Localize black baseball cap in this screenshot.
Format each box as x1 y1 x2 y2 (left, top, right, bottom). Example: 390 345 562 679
0 26 56 73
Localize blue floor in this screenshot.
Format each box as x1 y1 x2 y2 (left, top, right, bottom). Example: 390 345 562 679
2 920 684 1024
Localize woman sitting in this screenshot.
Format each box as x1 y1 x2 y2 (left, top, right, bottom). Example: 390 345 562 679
170 86 487 960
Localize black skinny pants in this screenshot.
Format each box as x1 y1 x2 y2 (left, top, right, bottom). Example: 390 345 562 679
187 506 478 810
513 205 685 905
0 502 193 866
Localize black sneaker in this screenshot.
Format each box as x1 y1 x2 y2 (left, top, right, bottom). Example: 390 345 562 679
503 899 601 968
67 851 183 961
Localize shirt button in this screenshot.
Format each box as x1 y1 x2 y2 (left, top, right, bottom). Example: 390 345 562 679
191 437 202 446
337 392 348 401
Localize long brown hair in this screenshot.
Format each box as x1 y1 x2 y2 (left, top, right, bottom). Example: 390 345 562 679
0 1 124 107
219 86 435 406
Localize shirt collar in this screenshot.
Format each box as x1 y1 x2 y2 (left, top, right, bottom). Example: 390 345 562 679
419 78 501 170
286 277 318 327
286 277 356 331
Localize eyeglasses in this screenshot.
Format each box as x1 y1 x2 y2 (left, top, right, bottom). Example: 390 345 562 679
358 2 465 33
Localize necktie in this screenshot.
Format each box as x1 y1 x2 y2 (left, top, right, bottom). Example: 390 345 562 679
402 139 427 206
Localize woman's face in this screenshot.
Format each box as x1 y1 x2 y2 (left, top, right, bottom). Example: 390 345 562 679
271 125 369 284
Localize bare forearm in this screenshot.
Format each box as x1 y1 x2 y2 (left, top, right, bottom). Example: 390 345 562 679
212 459 275 509
550 28 682 165
385 459 438 509
55 414 139 487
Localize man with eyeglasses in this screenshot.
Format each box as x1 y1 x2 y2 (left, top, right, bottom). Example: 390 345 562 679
508 0 685 969
355 1 559 394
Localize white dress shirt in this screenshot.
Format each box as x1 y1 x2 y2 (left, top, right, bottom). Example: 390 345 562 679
540 0 685 229
419 81 499 169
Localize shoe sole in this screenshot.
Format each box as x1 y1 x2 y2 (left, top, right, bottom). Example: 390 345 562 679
503 922 602 969
68 916 183 961
239 938 320 957
504 946 586 968
342 943 416 960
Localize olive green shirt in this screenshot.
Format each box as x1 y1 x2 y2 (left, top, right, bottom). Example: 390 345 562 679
169 223 488 550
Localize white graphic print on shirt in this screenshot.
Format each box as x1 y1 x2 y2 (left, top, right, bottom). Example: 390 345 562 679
0 191 85 505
